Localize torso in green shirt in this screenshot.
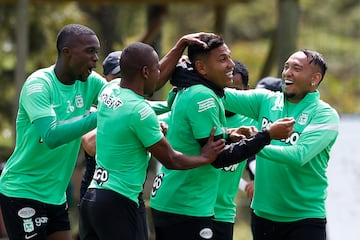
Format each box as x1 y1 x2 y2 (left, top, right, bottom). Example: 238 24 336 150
150 84 227 217
0 66 105 205
89 79 163 205
223 88 339 222
214 114 257 223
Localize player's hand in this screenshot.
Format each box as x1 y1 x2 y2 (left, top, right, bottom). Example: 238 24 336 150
228 126 258 142
244 180 254 199
159 121 168 136
180 32 216 48
268 117 295 140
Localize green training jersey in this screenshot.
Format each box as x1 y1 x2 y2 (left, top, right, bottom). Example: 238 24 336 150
223 88 339 222
89 80 163 205
214 114 256 223
0 66 105 205
150 84 227 217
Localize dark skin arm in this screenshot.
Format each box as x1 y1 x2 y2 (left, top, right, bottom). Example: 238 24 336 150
157 32 210 91
148 127 225 170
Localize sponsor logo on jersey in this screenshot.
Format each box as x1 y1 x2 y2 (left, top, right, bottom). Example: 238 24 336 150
222 163 239 172
93 167 109 186
262 117 300 145
99 92 123 110
151 173 164 197
66 100 75 113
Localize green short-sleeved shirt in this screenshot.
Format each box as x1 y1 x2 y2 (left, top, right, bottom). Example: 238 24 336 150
223 88 340 222
0 66 105 205
214 114 257 223
150 84 227 217
89 80 163 205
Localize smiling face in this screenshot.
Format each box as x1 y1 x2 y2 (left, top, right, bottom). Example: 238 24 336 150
66 34 100 83
282 51 322 103
195 44 235 89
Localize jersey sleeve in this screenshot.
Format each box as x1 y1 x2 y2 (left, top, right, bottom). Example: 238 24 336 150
20 77 55 122
258 106 340 167
129 102 164 148
147 100 171 115
223 88 266 120
187 91 224 139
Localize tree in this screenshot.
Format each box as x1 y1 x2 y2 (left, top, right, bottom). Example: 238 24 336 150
259 0 300 79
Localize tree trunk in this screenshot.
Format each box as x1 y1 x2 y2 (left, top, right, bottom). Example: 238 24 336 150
214 5 227 37
275 0 300 76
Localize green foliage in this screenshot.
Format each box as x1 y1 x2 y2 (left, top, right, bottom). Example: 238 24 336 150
1 0 360 154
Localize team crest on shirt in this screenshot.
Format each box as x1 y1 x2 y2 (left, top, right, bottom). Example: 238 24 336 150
75 94 84 108
298 113 309 125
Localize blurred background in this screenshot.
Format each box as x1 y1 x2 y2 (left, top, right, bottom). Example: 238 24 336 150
0 0 359 239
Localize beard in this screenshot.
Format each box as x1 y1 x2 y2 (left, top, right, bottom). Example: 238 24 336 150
285 92 295 99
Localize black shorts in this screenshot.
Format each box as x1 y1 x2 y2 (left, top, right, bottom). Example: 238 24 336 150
79 188 141 240
0 193 70 240
151 208 214 240
253 213 327 240
213 220 234 240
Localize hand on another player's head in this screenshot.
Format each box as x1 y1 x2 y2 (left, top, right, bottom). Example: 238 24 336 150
180 32 217 48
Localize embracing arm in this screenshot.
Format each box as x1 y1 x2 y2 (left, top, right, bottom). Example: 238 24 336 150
81 128 97 156
258 125 338 167
198 117 295 168
33 113 97 149
258 108 339 167
206 130 271 168
148 127 225 170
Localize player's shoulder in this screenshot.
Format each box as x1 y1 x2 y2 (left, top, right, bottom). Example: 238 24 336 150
23 66 56 91
186 84 219 100
316 100 340 121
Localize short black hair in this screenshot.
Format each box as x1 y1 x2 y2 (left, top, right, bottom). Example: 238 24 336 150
187 34 224 66
256 77 282 92
301 49 327 81
120 42 157 79
56 24 96 55
233 60 249 86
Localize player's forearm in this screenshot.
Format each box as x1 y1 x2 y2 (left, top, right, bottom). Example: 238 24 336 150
34 113 97 149
211 130 270 168
157 39 188 90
